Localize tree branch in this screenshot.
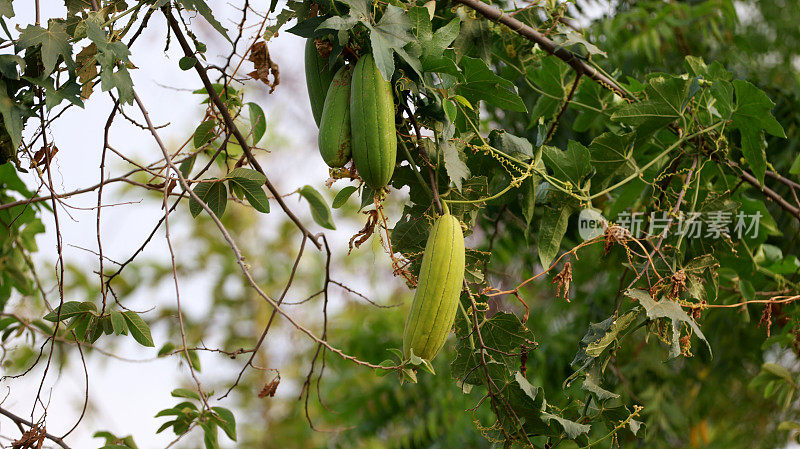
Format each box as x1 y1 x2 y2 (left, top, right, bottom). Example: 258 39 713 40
0 406 72 449
162 6 322 249
737 165 800 221
451 0 632 101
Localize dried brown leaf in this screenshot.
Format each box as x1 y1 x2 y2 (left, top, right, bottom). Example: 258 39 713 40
247 41 280 93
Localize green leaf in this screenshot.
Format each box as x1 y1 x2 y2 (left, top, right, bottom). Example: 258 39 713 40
86 21 134 103
369 5 415 80
179 56 197 70
763 363 793 382
158 342 176 357
43 301 97 322
556 27 606 56
478 312 536 371
316 0 367 32
177 0 230 41
489 129 533 159
503 373 548 431
738 278 755 301
790 153 800 175
731 80 785 184
408 350 436 374
70 313 92 341
408 6 433 43
457 57 526 112
247 102 267 145
201 421 220 449
588 132 636 188
332 186 358 208
522 176 536 231
584 309 640 357
542 141 591 187
298 185 335 230
179 154 196 178
541 412 591 439
211 407 237 441
171 388 201 400
391 214 432 253
226 168 269 213
110 310 127 335
537 203 573 268
360 186 375 210
0 317 16 332
155 419 176 434
427 18 460 59
444 176 489 224
189 180 228 218
0 54 24 80
0 79 33 150
527 56 569 121
193 120 216 148
612 74 690 136
443 98 457 121
626 289 711 358
17 21 74 75
264 8 295 40
582 374 620 401
186 349 202 371
121 311 154 347
23 76 83 109
409 7 459 71
732 80 785 138
227 167 266 185
155 402 198 418
0 0 13 18
318 0 415 79
436 120 470 190
740 129 767 186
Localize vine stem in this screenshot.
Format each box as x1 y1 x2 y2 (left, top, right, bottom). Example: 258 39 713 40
399 99 443 214
456 102 582 201
102 0 147 27
544 71 582 144
587 121 724 201
397 138 432 197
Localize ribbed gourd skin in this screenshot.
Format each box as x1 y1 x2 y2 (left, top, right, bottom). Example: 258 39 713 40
403 214 466 361
318 66 352 167
350 53 397 189
304 39 336 126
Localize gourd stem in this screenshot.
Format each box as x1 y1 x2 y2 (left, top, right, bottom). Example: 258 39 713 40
398 138 433 197
457 298 475 350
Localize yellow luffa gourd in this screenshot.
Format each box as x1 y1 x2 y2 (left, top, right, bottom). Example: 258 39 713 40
402 212 465 361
